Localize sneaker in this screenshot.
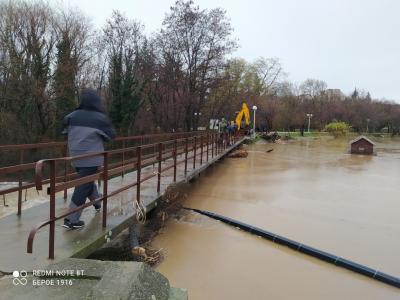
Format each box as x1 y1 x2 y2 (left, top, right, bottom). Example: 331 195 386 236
93 202 101 212
63 219 72 229
92 193 103 212
63 219 85 229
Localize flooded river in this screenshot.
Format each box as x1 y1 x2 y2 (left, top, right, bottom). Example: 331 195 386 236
151 136 400 299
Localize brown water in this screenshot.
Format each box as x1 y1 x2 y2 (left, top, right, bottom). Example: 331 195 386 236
152 136 400 299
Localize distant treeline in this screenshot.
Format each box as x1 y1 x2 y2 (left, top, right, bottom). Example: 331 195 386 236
0 0 399 145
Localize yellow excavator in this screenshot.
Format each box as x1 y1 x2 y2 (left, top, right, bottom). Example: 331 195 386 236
235 102 250 130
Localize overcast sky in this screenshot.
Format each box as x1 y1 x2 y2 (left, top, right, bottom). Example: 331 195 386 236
65 0 400 101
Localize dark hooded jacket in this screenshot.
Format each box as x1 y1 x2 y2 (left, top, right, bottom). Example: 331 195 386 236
63 89 116 167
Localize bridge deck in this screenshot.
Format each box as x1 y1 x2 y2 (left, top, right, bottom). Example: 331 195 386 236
0 138 245 272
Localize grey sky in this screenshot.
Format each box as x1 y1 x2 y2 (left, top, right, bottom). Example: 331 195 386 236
66 0 400 101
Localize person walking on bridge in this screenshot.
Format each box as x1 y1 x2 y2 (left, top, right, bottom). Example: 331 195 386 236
62 89 116 229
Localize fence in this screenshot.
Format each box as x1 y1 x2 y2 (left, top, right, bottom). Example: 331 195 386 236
27 131 240 259
0 131 204 215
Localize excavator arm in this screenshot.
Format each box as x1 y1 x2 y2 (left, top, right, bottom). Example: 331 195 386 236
235 103 250 130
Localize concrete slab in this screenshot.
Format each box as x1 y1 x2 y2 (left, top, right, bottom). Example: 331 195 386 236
0 258 187 300
169 288 189 300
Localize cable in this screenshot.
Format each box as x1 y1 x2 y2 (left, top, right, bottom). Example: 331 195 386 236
134 198 146 224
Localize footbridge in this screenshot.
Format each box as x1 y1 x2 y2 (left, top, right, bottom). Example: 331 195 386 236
0 131 247 272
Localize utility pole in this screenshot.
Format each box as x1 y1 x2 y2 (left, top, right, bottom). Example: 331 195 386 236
252 106 258 138
306 113 313 133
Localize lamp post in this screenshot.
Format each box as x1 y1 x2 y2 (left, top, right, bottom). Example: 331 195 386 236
252 105 258 138
306 113 313 133
194 112 202 130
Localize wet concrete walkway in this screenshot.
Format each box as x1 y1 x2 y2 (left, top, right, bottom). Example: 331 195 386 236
0 138 246 272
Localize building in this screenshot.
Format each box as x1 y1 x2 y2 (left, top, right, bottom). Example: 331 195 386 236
349 136 375 155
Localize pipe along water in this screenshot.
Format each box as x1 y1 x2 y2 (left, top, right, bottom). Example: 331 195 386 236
184 207 400 289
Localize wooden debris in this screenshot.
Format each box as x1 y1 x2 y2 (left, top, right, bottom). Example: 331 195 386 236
260 132 281 143
227 150 248 158
131 246 163 265
157 211 168 225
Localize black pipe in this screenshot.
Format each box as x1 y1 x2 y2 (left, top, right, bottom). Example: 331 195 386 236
184 207 400 289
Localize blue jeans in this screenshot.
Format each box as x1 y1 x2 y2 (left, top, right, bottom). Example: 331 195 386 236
68 167 100 223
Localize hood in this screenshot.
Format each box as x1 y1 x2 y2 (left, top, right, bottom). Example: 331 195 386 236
77 89 105 113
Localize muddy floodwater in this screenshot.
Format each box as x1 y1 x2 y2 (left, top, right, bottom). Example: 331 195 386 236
151 136 400 299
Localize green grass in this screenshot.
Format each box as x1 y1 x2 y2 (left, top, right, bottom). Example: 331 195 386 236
277 131 322 138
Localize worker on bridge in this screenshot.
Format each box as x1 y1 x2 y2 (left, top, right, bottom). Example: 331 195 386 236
62 89 116 229
228 121 236 145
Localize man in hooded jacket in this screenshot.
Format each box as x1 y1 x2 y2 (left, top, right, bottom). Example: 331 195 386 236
62 89 116 229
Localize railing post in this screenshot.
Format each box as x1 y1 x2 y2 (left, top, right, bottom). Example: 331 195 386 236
211 133 213 158
200 135 203 165
157 143 162 193
193 136 197 169
63 146 68 201
206 133 209 162
153 144 156 168
217 133 220 153
173 139 177 182
17 149 24 216
224 133 226 150
184 138 188 175
224 133 227 150
216 133 218 154
216 134 219 154
122 140 126 178
136 146 142 208
102 152 109 228
49 160 56 259
212 133 214 158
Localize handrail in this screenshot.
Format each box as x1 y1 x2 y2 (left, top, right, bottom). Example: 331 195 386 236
0 141 66 151
0 131 213 215
34 152 105 190
26 131 237 259
0 131 202 151
0 162 36 175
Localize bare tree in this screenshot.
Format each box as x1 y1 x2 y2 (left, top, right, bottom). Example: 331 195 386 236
0 0 56 138
158 0 237 130
300 78 327 98
251 57 285 96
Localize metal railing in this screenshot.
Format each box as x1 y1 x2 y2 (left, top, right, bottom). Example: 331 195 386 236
0 131 203 215
27 132 240 259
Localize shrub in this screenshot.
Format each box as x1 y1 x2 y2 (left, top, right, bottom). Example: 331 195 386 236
324 121 351 137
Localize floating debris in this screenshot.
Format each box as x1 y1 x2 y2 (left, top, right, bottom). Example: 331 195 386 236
227 150 248 158
260 132 281 143
131 246 163 265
